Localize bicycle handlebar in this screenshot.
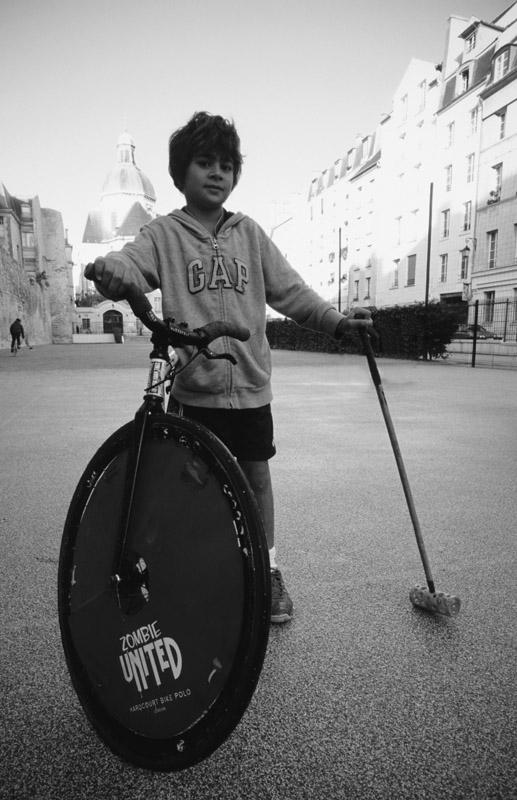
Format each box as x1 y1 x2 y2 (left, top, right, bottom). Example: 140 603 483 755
125 287 250 347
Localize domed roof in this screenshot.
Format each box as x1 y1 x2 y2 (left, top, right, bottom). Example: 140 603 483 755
117 131 135 148
101 165 156 199
101 131 156 201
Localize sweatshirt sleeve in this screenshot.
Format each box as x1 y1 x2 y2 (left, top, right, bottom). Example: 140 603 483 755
103 223 162 295
258 227 343 337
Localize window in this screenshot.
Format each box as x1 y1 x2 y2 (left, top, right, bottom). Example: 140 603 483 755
395 216 402 246
401 94 408 121
466 153 475 183
447 122 455 147
440 254 448 282
354 280 359 301
489 163 502 203
460 249 469 280
441 209 450 238
497 108 507 139
418 80 427 111
494 50 510 82
81 318 91 331
487 230 498 269
364 277 371 299
493 163 502 191
514 224 517 263
22 231 35 247
466 32 476 53
445 165 452 192
463 201 472 232
470 107 479 134
407 254 416 286
484 291 495 323
392 260 399 289
460 69 470 93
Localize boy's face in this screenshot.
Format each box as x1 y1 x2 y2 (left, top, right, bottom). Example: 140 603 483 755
183 153 234 212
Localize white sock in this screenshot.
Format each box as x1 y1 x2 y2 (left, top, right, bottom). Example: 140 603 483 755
269 546 277 570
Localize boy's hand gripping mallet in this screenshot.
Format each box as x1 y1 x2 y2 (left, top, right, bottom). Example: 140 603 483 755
359 329 460 616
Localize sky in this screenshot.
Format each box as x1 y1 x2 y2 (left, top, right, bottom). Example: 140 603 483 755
0 0 509 257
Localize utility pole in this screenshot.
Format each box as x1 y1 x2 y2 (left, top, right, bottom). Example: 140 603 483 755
423 182 433 360
338 227 342 313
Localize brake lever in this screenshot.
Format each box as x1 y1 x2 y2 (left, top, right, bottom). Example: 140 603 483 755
201 348 237 365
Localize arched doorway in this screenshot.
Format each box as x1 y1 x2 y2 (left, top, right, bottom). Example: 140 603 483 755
103 309 123 335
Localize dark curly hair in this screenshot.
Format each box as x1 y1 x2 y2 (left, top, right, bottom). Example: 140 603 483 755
168 111 243 191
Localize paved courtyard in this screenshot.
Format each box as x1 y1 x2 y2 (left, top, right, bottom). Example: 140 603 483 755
1 340 516 799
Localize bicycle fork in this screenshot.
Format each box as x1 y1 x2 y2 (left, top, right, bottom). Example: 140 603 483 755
112 353 175 615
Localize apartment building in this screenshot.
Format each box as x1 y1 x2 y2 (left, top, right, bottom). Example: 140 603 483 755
304 129 382 311
432 8 515 310
271 3 517 315
473 3 517 319
375 59 440 308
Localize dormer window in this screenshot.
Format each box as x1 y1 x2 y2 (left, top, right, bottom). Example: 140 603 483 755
466 32 476 53
494 49 510 82
418 80 427 111
460 69 470 93
401 94 408 121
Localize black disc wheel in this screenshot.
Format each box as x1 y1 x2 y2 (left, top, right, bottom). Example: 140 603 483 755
58 414 270 771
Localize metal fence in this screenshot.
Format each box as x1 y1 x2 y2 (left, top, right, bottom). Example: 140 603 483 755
449 298 517 369
467 298 517 341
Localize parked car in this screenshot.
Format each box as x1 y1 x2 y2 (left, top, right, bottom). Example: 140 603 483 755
452 324 502 340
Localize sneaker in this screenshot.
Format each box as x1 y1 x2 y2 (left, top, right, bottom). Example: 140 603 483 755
270 568 293 624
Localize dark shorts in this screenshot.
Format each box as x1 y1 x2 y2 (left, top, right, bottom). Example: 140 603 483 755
180 403 276 462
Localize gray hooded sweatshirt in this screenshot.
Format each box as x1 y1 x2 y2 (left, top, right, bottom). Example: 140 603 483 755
101 209 343 409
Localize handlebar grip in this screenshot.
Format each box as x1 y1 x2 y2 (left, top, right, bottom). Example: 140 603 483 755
197 321 250 344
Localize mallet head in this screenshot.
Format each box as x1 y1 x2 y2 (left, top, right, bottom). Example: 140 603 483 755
409 586 461 616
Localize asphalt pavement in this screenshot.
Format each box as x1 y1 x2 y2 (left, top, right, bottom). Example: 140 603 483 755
1 340 516 800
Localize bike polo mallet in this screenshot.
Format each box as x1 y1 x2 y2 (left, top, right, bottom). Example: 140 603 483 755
359 329 461 617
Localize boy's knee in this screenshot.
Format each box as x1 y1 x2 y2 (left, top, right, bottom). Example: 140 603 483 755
240 461 271 494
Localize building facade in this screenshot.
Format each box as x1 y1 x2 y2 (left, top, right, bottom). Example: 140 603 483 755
76 131 160 336
271 3 517 321
0 182 75 347
473 3 517 332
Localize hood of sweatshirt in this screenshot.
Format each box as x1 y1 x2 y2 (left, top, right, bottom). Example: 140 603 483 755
168 209 248 242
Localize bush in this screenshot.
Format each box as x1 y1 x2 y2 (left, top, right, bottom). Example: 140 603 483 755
266 302 466 360
373 302 465 359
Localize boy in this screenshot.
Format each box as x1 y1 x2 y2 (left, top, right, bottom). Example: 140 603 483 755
85 111 372 624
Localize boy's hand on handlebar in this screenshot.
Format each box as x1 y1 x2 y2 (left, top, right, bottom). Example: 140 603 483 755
84 258 131 300
335 308 373 337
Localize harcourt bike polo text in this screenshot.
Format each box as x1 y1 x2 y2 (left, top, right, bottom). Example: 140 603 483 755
119 619 185 697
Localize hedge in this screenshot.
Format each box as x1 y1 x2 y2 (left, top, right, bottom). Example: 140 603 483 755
266 301 466 359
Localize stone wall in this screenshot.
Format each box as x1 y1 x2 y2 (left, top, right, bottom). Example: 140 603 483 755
41 209 74 343
0 245 51 348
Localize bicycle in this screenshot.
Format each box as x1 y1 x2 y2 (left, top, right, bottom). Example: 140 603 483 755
58 289 271 771
428 339 450 360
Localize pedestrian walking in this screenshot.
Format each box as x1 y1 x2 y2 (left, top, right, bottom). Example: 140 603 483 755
10 318 24 353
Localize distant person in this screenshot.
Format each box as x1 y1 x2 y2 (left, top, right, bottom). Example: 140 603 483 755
85 111 373 624
10 318 24 352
